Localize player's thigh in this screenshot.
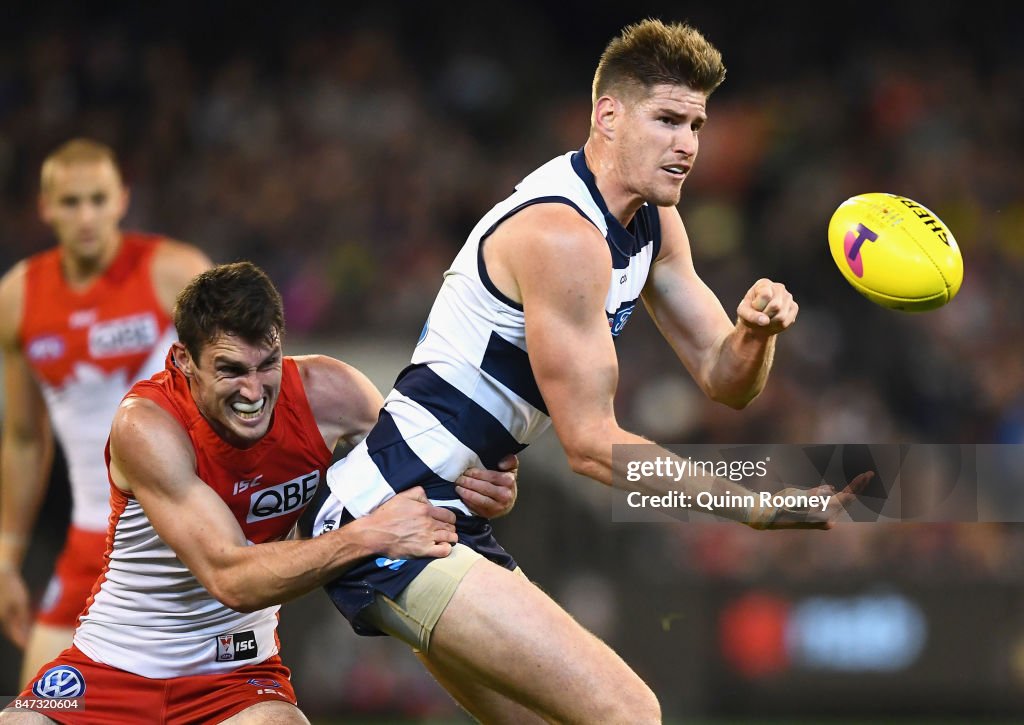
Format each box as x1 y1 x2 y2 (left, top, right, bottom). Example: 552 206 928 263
20 624 75 689
416 650 546 725
0 712 57 723
426 559 660 724
365 543 486 652
219 700 310 724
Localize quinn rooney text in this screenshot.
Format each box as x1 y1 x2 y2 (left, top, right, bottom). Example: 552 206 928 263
625 490 833 512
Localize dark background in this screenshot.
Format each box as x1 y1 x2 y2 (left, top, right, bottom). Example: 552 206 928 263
1 1 1023 721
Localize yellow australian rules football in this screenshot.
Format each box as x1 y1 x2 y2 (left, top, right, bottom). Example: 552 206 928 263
828 193 963 311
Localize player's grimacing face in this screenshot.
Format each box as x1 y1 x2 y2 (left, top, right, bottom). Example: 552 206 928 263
616 83 707 206
39 160 128 263
184 332 284 449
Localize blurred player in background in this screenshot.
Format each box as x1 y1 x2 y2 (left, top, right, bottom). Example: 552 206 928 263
0 138 212 686
308 18 867 723
2 262 517 723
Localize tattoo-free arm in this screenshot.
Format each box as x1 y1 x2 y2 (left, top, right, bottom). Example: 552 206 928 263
642 206 795 409
493 204 841 528
0 263 54 647
109 397 455 612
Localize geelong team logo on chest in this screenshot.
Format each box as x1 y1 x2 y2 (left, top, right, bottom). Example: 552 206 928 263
606 254 651 338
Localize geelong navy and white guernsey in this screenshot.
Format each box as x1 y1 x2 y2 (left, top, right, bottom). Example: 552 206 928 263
303 148 662 634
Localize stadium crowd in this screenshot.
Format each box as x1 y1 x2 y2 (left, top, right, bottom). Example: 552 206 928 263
1 3 1021 720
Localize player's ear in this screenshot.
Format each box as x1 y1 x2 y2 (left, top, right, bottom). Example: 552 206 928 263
171 342 195 377
116 185 131 222
37 192 53 224
593 95 619 140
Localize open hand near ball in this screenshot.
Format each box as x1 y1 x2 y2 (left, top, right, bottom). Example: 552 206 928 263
737 278 798 336
747 471 875 530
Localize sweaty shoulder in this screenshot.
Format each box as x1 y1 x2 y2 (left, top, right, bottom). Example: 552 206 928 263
498 202 601 246
151 240 214 315
486 202 611 305
0 259 28 347
292 355 383 451
109 395 196 493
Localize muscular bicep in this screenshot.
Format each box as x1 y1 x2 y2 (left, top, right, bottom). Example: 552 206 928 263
109 400 248 590
641 206 734 385
506 211 621 458
295 355 384 453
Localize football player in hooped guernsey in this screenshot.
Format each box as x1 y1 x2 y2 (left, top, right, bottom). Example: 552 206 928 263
307 19 868 724
0 138 212 686
3 263 517 724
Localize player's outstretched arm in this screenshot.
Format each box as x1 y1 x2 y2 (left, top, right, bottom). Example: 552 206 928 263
492 204 660 485
747 471 875 529
641 206 797 409
0 262 55 648
108 397 456 612
491 205 852 530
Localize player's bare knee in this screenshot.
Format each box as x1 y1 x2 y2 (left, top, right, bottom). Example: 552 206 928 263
631 686 662 724
591 681 661 724
219 700 310 724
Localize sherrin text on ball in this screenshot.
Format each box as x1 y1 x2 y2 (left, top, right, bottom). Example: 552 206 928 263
828 192 963 311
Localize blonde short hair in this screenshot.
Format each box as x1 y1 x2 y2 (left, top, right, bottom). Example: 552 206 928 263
40 138 121 193
592 19 726 105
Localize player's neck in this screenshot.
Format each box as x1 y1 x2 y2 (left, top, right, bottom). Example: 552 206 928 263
60 232 123 290
582 140 643 227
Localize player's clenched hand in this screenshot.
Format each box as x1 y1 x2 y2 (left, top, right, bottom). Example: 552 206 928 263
0 565 31 648
747 471 874 530
456 454 519 519
362 487 457 559
736 278 798 335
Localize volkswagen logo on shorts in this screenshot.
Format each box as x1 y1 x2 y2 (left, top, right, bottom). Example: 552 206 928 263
32 665 86 698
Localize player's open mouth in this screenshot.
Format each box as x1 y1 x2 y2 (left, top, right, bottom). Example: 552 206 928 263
231 398 266 421
662 165 689 178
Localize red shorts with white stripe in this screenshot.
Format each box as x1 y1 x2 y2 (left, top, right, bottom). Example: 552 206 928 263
11 645 298 724
36 527 108 628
